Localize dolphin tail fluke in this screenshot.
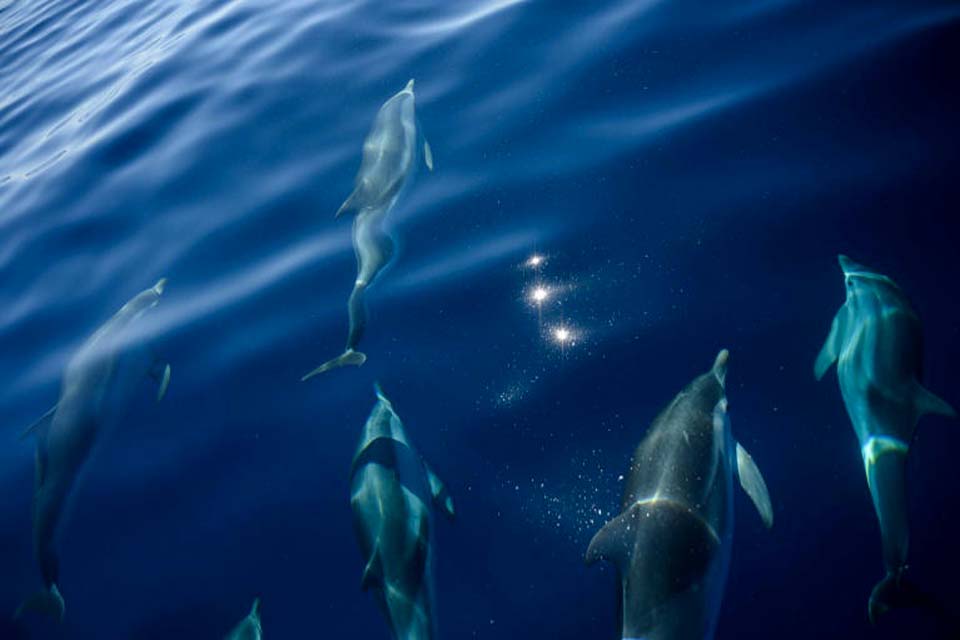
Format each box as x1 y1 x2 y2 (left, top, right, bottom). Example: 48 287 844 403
914 383 956 419
301 350 366 381
14 584 64 622
869 570 941 625
868 573 896 624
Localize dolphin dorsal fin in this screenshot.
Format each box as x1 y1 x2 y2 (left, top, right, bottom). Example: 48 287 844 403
249 597 261 620
736 442 774 528
914 383 956 419
585 506 639 571
815 305 849 381
18 405 57 441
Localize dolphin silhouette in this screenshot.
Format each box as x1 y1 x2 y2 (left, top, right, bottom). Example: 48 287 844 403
15 279 171 622
303 80 433 380
586 350 772 640
815 255 955 622
350 384 453 640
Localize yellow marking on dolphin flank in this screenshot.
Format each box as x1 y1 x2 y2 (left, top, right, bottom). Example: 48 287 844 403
861 436 908 489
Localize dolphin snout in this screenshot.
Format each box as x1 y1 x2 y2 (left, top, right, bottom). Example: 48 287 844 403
713 349 730 384
404 78 415 92
153 278 167 295
837 254 872 278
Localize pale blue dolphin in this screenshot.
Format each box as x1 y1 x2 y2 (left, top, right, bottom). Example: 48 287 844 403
586 350 772 640
303 79 433 380
815 255 955 622
350 385 453 640
15 279 171 622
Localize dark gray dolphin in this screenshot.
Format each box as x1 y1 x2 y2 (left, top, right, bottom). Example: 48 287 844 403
815 255 956 622
586 350 772 640
350 384 453 640
225 598 262 640
15 279 172 622
303 79 433 380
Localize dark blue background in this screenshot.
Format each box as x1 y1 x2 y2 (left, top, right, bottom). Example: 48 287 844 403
1 0 959 638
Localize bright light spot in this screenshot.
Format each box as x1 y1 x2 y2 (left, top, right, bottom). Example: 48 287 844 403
525 254 545 268
529 285 551 304
552 326 572 343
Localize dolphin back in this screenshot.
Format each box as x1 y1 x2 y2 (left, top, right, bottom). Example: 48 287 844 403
350 385 448 640
336 81 419 219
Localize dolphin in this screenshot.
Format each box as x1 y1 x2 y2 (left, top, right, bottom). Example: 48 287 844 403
303 79 433 380
225 598 263 640
814 254 956 622
350 384 454 640
586 350 773 640
14 279 172 622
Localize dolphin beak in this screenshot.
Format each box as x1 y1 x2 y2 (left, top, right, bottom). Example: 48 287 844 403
153 278 167 295
404 78 415 93
713 349 729 385
838 254 869 277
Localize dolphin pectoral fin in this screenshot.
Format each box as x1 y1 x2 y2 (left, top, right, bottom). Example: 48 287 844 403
335 190 361 219
423 460 455 519
157 362 170 402
18 405 57 441
302 350 366 381
813 344 835 381
585 505 639 570
14 583 64 622
736 442 774 528
423 140 434 171
914 383 956 419
814 307 847 380
361 553 383 591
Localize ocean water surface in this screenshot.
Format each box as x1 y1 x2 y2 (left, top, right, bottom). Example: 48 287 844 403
2 0 959 638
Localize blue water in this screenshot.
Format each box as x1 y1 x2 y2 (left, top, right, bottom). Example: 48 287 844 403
2 0 959 637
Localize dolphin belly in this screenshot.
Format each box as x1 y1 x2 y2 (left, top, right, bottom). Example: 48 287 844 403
862 437 910 571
